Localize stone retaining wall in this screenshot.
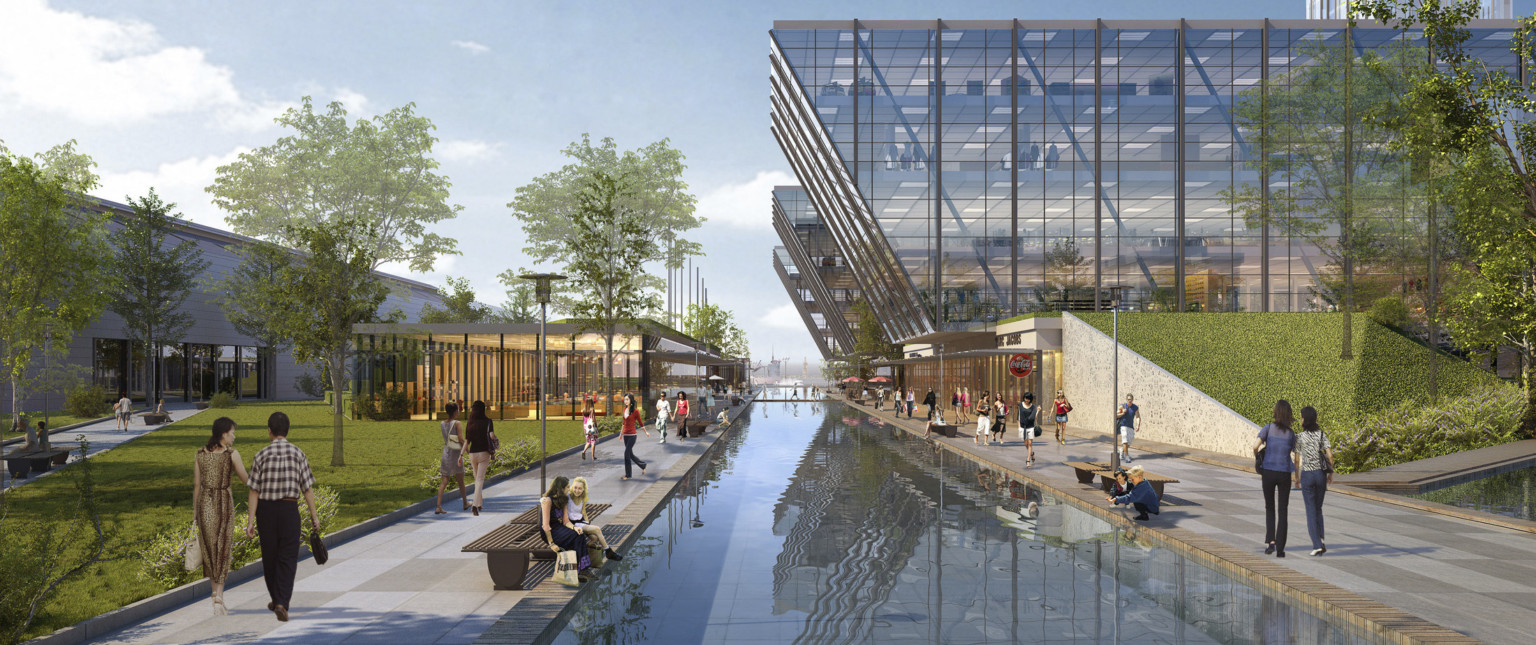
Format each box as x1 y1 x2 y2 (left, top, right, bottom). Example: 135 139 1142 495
1061 313 1256 457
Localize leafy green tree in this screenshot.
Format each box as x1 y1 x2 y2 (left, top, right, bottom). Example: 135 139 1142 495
1223 36 1419 358
205 240 295 398
849 298 900 378
108 190 210 405
492 268 538 324
508 135 704 397
419 276 492 323
1356 0 1536 436
681 303 735 350
0 142 111 440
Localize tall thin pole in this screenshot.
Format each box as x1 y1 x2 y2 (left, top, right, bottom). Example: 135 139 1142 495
1112 290 1120 470
539 298 548 494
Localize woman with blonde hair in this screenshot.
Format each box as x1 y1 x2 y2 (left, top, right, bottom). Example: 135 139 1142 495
567 477 623 562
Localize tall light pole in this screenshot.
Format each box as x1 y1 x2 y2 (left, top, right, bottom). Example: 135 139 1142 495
42 322 54 452
520 272 567 494
1106 286 1127 470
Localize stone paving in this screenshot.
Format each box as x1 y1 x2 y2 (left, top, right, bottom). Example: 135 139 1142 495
82 415 722 645
3 403 208 491
845 397 1536 645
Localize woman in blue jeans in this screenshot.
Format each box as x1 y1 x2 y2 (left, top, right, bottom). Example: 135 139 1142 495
1252 399 1298 557
1296 405 1334 556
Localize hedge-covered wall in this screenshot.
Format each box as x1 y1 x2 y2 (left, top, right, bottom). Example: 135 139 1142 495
1074 313 1513 426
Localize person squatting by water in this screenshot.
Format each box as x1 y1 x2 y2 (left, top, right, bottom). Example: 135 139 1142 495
1106 465 1161 521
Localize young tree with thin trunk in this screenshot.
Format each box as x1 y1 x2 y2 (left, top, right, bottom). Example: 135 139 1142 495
206 240 296 398
508 135 703 400
0 142 111 442
108 190 209 405
207 97 461 465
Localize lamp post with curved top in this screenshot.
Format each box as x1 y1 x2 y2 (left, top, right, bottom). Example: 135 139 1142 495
520 272 567 494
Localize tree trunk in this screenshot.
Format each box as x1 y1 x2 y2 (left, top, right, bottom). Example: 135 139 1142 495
605 326 614 410
1341 255 1354 360
1521 359 1536 440
330 349 346 467
14 378 37 450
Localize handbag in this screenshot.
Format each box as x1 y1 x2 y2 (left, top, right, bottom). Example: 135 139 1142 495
309 531 329 565
553 549 581 587
183 524 202 571
487 421 500 453
1254 442 1267 474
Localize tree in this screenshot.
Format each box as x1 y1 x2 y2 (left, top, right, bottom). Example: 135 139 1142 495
206 240 296 398
508 135 704 398
208 97 461 465
1223 35 1418 357
1356 0 1536 436
1042 238 1093 307
283 220 390 466
108 190 209 405
419 276 492 323
849 298 900 378
681 303 734 350
492 268 538 324
0 143 111 441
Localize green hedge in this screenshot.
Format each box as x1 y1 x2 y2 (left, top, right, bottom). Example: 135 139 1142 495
1075 313 1513 426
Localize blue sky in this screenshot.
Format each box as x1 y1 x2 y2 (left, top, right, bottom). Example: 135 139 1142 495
1 0 1528 368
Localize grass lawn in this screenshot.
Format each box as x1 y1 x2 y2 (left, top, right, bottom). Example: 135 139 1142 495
4 410 106 437
1074 312 1515 425
2 400 585 640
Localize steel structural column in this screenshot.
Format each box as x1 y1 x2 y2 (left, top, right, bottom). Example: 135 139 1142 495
1261 19 1271 312
934 19 945 327
1094 21 1104 311
1011 20 1020 317
1176 20 1187 310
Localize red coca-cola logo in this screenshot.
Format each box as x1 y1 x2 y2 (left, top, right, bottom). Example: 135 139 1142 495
1008 353 1034 378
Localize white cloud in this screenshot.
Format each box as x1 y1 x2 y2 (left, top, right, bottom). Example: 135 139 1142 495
330 88 372 118
438 139 501 162
96 146 251 229
695 169 796 230
0 0 241 124
762 303 806 331
214 99 299 132
452 40 490 54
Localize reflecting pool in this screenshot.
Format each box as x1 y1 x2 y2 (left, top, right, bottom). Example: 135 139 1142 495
545 401 1368 644
1412 466 1536 520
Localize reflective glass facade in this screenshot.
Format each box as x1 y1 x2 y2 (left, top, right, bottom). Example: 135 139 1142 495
772 186 860 358
769 19 1520 345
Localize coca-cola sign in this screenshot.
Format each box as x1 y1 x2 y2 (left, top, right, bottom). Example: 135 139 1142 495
1008 353 1034 378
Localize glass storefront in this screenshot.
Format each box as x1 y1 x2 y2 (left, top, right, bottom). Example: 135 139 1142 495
93 338 266 403
895 349 1063 416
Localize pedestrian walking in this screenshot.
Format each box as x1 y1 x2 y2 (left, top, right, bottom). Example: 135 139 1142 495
974 393 991 444
957 387 971 424
875 386 884 411
115 392 132 431
1052 390 1073 445
655 391 671 443
244 411 320 622
1106 465 1161 521
581 401 599 461
923 388 937 420
1018 393 1040 466
193 416 250 615
620 394 650 480
464 401 498 516
1296 405 1334 556
906 387 916 419
1117 394 1141 463
436 403 467 514
674 391 690 439
951 388 961 423
991 398 1006 446
1253 399 1299 558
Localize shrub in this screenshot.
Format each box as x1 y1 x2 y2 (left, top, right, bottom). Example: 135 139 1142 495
1368 296 1408 328
594 416 623 436
208 392 237 409
491 437 541 475
417 461 462 492
375 388 412 421
64 383 111 419
352 395 376 420
293 372 325 399
1331 385 1525 473
136 485 339 591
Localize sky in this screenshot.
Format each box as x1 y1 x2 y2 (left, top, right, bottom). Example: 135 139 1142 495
2 0 1530 372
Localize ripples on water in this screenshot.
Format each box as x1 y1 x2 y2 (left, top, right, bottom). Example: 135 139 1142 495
545 401 1370 644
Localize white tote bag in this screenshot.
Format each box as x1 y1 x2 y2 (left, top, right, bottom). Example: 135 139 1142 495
552 549 581 587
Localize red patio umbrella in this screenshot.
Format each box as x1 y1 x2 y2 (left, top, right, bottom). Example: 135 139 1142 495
867 376 892 383
840 376 864 383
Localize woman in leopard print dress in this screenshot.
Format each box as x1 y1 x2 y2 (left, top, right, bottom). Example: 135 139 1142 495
194 417 250 614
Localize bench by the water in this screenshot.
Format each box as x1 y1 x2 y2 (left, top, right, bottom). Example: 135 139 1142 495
462 503 611 590
1064 461 1179 498
928 424 959 438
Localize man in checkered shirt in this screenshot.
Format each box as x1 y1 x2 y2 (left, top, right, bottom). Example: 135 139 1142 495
245 411 319 622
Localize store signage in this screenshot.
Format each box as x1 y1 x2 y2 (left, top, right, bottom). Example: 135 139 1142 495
1008 353 1034 378
996 332 1024 348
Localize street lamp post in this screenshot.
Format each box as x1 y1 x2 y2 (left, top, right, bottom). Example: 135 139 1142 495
41 323 54 452
1106 286 1127 471
520 272 567 495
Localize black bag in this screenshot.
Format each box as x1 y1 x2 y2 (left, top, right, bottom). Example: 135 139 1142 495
309 531 328 565
1254 443 1266 474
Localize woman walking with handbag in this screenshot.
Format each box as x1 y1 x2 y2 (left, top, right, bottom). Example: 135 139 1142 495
674 391 690 440
974 393 991 444
1296 405 1334 556
436 403 467 514
991 398 1007 446
957 387 970 424
621 394 650 480
1052 391 1073 445
193 417 250 614
465 400 496 516
1018 393 1039 466
1253 399 1299 557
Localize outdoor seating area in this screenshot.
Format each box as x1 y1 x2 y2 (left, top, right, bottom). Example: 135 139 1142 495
4 446 72 479
461 503 611 590
1065 461 1180 498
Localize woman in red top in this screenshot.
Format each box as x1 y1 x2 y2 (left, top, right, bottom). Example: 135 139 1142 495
674 391 691 440
620 393 650 480
1053 390 1073 445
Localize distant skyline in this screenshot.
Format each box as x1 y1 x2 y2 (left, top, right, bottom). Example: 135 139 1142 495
3 0 1530 367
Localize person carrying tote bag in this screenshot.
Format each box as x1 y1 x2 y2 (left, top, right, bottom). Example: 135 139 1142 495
1252 400 1299 558
1296 405 1334 556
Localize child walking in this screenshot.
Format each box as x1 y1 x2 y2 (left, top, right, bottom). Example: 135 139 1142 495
581 401 598 460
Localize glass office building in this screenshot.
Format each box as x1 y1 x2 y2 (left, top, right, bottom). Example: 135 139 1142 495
772 186 861 359
769 19 1519 346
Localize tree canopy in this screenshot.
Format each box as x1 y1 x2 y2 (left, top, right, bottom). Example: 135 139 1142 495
108 190 209 403
419 276 493 324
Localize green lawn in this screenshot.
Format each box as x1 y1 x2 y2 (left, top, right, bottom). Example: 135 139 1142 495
3 400 585 640
4 410 104 436
1074 312 1514 426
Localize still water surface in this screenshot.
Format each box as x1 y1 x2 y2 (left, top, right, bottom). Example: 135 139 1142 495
545 400 1368 644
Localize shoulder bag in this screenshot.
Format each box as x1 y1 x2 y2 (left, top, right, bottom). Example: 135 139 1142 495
1255 423 1269 473
445 421 463 452
183 524 202 571
487 420 500 453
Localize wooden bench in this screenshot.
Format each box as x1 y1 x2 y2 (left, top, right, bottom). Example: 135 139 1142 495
462 503 611 590
927 424 958 438
1064 461 1180 498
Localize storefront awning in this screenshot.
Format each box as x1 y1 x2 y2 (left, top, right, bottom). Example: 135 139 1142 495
647 351 747 367
872 348 1035 366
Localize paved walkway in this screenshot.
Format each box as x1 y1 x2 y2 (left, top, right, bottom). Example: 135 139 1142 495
3 404 208 491
845 398 1536 645
83 421 719 645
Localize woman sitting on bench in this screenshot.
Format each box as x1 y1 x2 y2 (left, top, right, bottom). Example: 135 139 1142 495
567 477 623 562
541 476 596 583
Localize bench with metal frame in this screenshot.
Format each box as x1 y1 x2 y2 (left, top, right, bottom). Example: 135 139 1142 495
461 503 611 590
1064 461 1179 498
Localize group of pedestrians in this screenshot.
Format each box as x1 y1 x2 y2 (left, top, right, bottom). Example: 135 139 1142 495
1253 399 1335 558
191 411 321 622
434 401 496 516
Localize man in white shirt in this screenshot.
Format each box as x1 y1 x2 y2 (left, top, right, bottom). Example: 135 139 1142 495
115 392 132 431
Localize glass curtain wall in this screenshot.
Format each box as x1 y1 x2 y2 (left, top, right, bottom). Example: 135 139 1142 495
899 350 1062 415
